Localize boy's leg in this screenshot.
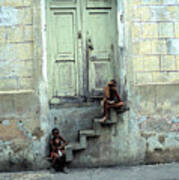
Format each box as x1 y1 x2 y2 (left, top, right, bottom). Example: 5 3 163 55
57 155 66 172
100 99 108 122
109 101 124 108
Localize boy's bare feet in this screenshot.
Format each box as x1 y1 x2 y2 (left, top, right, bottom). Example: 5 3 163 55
100 116 107 123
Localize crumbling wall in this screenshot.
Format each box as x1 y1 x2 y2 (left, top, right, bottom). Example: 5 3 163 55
0 0 50 171
127 0 179 163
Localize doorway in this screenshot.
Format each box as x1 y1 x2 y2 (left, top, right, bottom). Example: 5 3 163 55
46 0 118 102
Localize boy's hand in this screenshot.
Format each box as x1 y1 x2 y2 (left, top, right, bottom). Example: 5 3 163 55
58 146 63 150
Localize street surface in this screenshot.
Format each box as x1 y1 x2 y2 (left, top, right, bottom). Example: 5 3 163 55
0 163 179 180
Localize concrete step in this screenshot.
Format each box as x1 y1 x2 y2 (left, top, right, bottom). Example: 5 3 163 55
71 142 85 151
94 118 117 125
65 112 118 162
65 142 86 162
80 129 100 137
65 144 73 162
80 134 87 149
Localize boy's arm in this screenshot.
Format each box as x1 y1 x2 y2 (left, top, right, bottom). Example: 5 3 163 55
113 87 123 102
50 139 56 152
59 136 69 149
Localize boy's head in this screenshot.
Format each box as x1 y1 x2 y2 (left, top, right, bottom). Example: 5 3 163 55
52 128 60 137
108 79 117 87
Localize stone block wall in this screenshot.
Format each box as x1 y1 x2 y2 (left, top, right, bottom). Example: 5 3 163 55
129 0 179 85
0 0 33 90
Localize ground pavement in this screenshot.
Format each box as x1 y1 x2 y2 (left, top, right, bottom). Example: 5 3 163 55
0 163 179 180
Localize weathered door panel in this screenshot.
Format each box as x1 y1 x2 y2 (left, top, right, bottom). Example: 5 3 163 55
87 0 112 8
85 2 116 97
47 5 79 98
49 0 77 7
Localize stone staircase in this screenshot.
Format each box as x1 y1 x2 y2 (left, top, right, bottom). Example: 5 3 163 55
65 110 118 162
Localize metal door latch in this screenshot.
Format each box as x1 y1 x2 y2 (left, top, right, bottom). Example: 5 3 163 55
78 31 82 39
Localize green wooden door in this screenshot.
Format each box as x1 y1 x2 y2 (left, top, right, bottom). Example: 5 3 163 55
47 0 118 101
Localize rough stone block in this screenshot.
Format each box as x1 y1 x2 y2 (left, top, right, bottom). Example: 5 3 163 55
152 40 167 54
0 79 17 90
0 60 32 78
24 0 33 6
141 6 150 21
143 56 160 71
162 0 178 4
143 23 158 38
129 6 140 21
24 8 33 25
141 0 161 4
149 6 178 21
136 72 153 83
16 43 33 60
13 60 33 77
4 0 23 7
132 42 141 55
167 39 179 55
1 43 33 60
159 22 174 38
24 25 33 41
16 8 33 25
152 72 169 82
130 0 141 6
19 77 33 89
131 6 150 21
141 40 152 54
167 72 179 82
0 27 6 44
7 26 24 43
161 55 176 71
153 71 179 83
148 6 165 21
176 56 179 70
0 27 5 43
132 23 142 41
175 23 179 38
0 7 18 27
0 43 18 60
167 6 179 21
133 56 144 71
